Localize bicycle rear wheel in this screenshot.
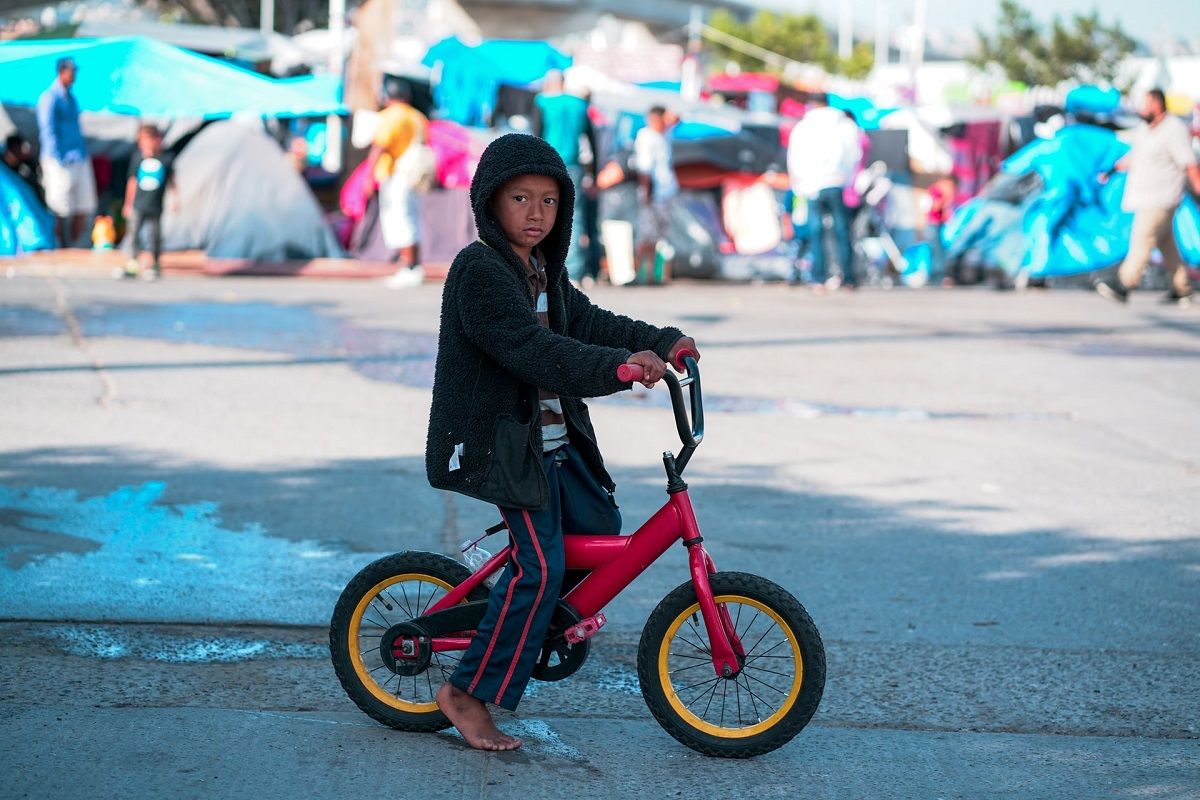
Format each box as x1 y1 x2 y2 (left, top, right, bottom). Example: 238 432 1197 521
637 572 824 757
329 551 488 731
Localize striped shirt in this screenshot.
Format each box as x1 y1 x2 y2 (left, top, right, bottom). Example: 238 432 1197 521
525 254 570 452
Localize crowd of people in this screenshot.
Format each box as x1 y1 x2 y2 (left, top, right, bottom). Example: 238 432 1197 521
5 51 1200 305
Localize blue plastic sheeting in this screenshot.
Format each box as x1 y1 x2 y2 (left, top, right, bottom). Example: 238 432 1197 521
1065 85 1121 115
422 37 570 126
935 124 1200 279
0 161 55 256
0 37 344 118
828 93 895 131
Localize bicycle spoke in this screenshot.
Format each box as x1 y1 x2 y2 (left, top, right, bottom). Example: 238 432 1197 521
743 638 788 663
677 674 722 695
668 651 711 661
386 590 412 619
683 678 720 711
737 610 761 641
415 583 422 619
738 674 774 714
675 631 711 656
742 622 776 659
719 680 729 726
668 661 712 675
744 671 789 696
734 674 744 724
745 664 795 679
392 588 415 619
700 679 721 718
685 618 712 654
368 605 391 630
419 587 443 616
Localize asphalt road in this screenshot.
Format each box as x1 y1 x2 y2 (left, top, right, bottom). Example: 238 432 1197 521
2 273 1198 799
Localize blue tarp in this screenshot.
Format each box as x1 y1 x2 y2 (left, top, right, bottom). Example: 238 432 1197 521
828 93 895 131
926 124 1200 281
0 37 344 118
422 37 570 126
1064 85 1121 115
0 161 55 256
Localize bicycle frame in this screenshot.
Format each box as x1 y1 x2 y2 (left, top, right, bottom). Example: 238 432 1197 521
419 355 744 678
423 491 742 676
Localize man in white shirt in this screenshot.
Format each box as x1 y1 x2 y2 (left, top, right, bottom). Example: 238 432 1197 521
634 106 679 283
1096 89 1200 306
787 93 863 289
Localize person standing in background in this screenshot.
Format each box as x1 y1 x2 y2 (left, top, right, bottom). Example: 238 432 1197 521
120 124 172 281
633 106 679 285
36 57 96 246
1096 89 1200 307
364 77 429 289
532 70 598 287
787 92 862 291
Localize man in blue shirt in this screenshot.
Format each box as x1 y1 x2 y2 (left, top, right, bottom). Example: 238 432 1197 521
532 70 598 285
37 57 96 246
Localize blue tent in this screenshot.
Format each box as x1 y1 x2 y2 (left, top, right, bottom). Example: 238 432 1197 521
0 37 343 118
422 37 570 126
928 124 1200 281
0 161 55 256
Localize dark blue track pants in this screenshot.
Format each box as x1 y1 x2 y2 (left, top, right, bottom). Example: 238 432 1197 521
450 444 621 710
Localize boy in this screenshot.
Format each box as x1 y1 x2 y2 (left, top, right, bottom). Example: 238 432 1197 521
426 134 698 750
122 124 172 280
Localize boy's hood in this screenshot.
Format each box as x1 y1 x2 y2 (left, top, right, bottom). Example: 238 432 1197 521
470 133 575 277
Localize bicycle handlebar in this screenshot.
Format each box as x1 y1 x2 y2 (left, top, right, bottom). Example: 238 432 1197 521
617 349 697 383
616 350 704 472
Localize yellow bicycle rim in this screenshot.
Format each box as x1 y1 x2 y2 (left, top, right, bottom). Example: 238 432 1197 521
657 595 803 738
348 573 454 713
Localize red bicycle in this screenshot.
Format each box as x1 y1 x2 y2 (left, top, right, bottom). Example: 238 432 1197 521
329 354 825 757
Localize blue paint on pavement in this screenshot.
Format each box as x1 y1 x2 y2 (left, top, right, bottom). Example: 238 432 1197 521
0 482 388 625
39 624 326 662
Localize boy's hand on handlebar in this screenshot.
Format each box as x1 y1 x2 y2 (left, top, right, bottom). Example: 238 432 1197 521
625 351 667 387
667 337 700 371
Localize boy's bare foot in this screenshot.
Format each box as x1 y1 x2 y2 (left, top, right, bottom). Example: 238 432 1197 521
436 683 522 751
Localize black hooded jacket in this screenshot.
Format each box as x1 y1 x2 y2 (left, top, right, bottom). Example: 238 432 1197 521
426 133 683 510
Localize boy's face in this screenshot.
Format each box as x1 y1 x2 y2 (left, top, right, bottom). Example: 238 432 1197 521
139 132 163 156
491 174 559 254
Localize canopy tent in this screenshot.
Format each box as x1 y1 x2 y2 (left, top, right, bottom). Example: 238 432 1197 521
919 124 1200 282
0 161 55 256
422 37 570 126
0 37 344 118
161 121 343 261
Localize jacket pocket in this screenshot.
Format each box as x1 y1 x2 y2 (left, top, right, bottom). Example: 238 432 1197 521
479 414 547 508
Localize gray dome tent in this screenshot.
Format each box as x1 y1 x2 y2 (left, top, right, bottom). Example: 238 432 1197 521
162 121 343 261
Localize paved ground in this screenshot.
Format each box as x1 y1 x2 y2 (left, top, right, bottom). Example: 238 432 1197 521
1 273 1198 799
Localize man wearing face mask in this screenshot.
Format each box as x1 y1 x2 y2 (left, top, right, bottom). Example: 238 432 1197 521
1096 89 1200 306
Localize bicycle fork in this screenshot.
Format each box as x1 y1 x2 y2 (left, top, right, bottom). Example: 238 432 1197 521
676 491 745 678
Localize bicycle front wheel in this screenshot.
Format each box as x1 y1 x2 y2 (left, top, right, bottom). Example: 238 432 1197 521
636 572 825 758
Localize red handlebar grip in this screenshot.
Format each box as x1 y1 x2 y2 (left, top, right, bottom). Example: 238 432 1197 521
673 348 697 371
618 363 645 383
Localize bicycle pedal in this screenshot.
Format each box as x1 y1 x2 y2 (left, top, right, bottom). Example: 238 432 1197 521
564 613 607 645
